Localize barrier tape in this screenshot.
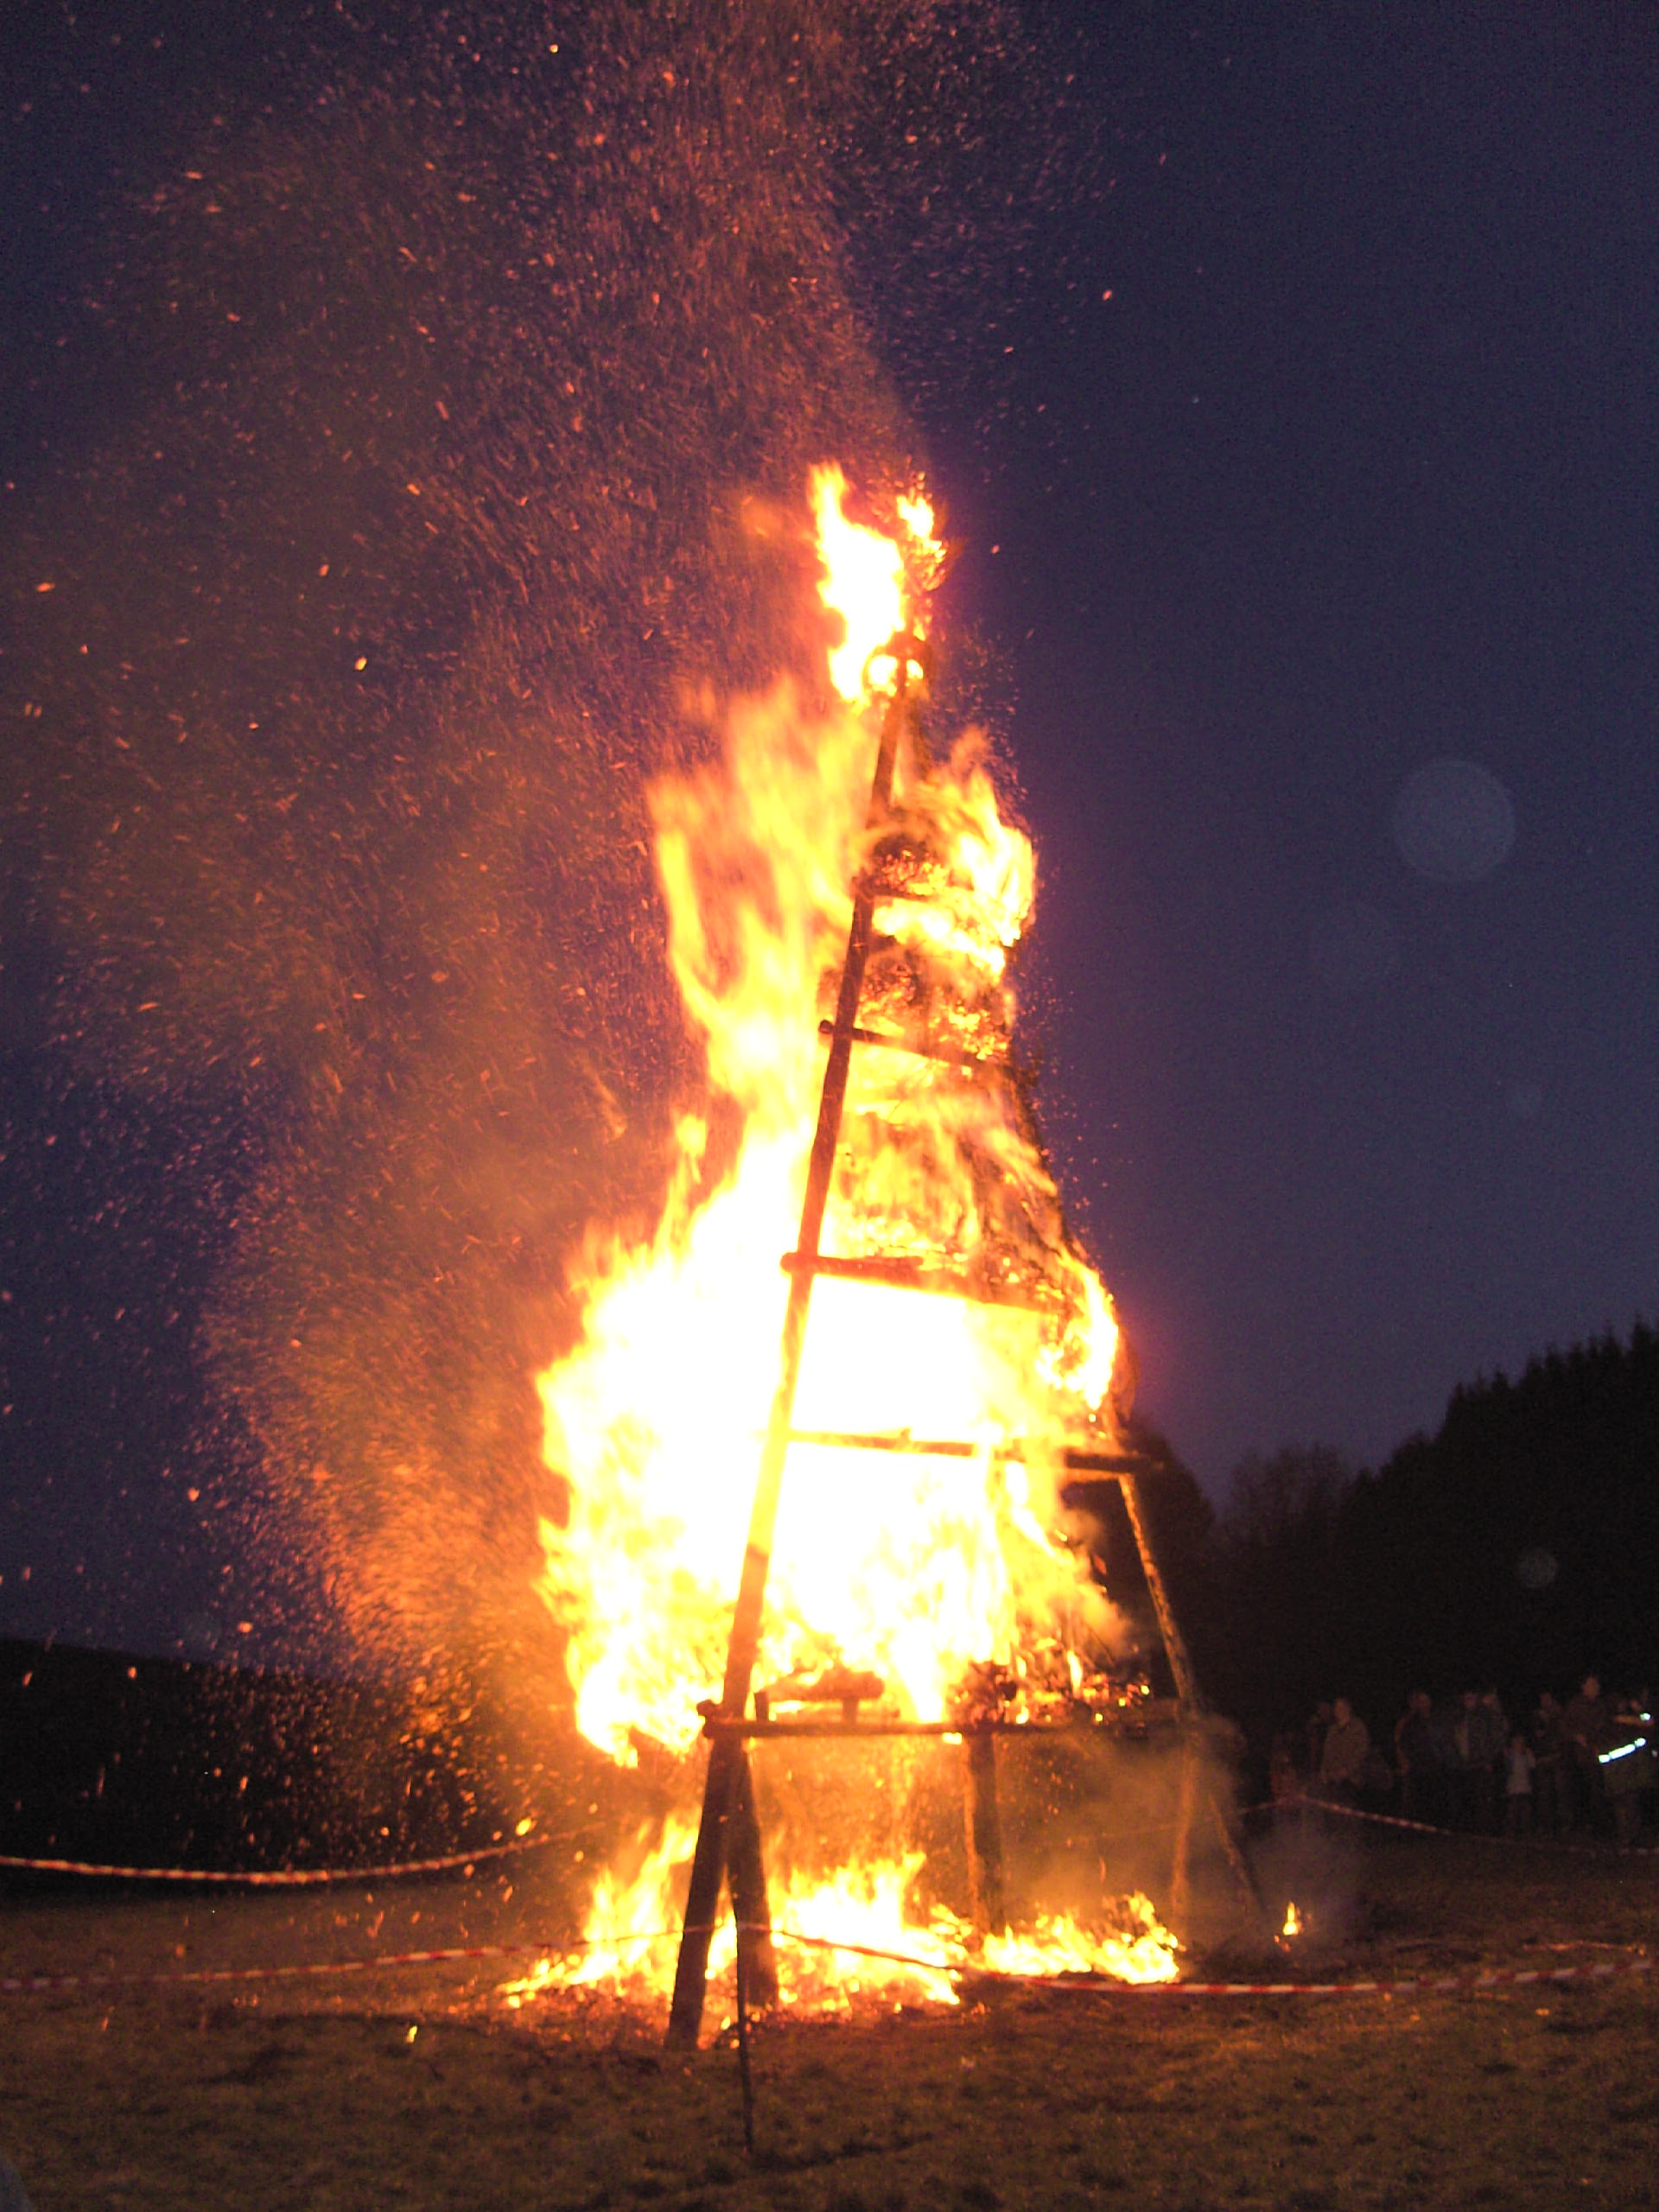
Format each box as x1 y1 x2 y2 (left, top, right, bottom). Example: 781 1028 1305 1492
0 1834 554 1887
1245 1796 1659 1855
0 1926 681 1996
10 1922 1649 2005
759 1928 1655 2001
3 1945 537 1994
981 1958 1655 1999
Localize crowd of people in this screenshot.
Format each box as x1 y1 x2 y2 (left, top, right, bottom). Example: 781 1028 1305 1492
1268 1676 1657 1845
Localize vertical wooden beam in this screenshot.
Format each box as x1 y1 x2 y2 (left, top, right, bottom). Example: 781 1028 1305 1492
1116 1470 1200 1713
727 1744 779 2009
1209 1786 1263 1924
667 643 921 2048
668 1734 740 2046
1116 1465 1265 1940
962 1732 1007 1936
1168 1725 1201 1934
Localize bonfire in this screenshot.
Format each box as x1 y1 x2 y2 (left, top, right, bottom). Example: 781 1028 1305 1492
514 470 1180 2031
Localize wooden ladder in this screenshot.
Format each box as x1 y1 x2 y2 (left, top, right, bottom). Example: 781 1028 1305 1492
665 639 1253 2047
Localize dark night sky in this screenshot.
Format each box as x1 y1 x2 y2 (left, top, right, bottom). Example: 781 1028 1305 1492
967 3 1658 1486
2 1 1655 1664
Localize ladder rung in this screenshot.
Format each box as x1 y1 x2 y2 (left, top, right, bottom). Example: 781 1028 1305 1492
779 1250 1052 1312
785 1428 1150 1478
790 1427 977 1459
817 1018 1007 1072
702 1713 1171 1740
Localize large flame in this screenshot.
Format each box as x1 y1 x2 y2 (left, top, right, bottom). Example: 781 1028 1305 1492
503 1826 1178 2016
528 469 1170 2011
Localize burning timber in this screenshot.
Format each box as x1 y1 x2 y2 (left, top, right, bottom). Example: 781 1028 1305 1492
528 469 1255 2040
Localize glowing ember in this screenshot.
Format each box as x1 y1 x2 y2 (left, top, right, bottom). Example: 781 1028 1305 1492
528 467 1171 2011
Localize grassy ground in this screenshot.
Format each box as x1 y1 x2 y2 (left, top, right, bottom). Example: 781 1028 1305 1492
3 1827 1657 2211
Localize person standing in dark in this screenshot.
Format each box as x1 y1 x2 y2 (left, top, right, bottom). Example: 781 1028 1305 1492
1449 1690 1479 1828
1430 1694 1465 1821
1319 1696 1370 1805
1504 1729 1536 1835
1465 1687 1508 1833
1306 1700 1334 1780
1603 1689 1655 1846
1395 1689 1443 1825
1529 1690 1568 1834
1560 1674 1611 1832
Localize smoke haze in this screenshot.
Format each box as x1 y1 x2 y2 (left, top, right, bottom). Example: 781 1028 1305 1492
1 1 1106 1777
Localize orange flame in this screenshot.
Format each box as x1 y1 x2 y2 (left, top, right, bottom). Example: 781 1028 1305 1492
810 465 939 702
502 1827 1177 2016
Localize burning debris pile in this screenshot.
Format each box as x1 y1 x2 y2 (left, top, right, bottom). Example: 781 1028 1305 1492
519 472 1185 2024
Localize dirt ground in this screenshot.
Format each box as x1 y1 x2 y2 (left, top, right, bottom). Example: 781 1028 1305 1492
3 1825 1657 2211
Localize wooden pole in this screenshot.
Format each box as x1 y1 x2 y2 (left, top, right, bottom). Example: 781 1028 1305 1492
1169 1726 1201 1933
667 643 920 2048
1116 1466 1264 1940
1116 1471 1200 1713
963 1731 1007 1936
727 1745 779 2009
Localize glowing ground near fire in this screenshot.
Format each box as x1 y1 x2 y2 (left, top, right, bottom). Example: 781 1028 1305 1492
521 473 1179 2022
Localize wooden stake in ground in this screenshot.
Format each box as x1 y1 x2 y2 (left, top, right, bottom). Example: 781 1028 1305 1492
667 643 920 2050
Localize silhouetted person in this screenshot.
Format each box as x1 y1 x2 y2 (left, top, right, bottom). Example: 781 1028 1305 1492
1395 1689 1444 1825
1465 1687 1508 1832
1319 1696 1370 1805
1604 1690 1655 1847
1504 1729 1535 1836
1529 1691 1568 1833
1306 1700 1334 1779
1449 1690 1479 1828
1269 1732 1305 1808
1560 1674 1611 1832
1430 1694 1465 1819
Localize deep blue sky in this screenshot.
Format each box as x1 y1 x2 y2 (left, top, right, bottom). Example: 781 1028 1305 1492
2 1 1655 1661
940 1 1657 1485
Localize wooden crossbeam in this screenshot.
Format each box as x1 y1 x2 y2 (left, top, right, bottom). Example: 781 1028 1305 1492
785 1427 1152 1477
699 1713 1172 1740
816 1018 1007 1072
779 1249 1052 1312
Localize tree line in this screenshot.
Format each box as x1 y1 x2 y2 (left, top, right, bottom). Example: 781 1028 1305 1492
1103 1319 1659 1761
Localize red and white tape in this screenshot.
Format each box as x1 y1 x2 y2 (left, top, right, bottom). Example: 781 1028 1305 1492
769 1929 1656 2001
0 1834 552 1886
1245 1796 1659 1854
3 1910 1651 2006
0 1942 556 1995
996 1958 1655 1999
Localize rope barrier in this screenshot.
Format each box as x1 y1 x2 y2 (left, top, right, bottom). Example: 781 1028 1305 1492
754 1927 1655 2001
0 1926 680 1996
1243 1796 1659 1855
0 1834 555 1886
980 1958 1654 1999
3 1917 1650 2004
3 1923 1649 2009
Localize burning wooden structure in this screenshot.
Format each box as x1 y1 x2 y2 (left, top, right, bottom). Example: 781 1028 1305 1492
528 470 1253 2036
664 613 1251 2046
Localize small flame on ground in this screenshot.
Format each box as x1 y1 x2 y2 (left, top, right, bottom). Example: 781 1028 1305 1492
1281 1901 1303 1941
